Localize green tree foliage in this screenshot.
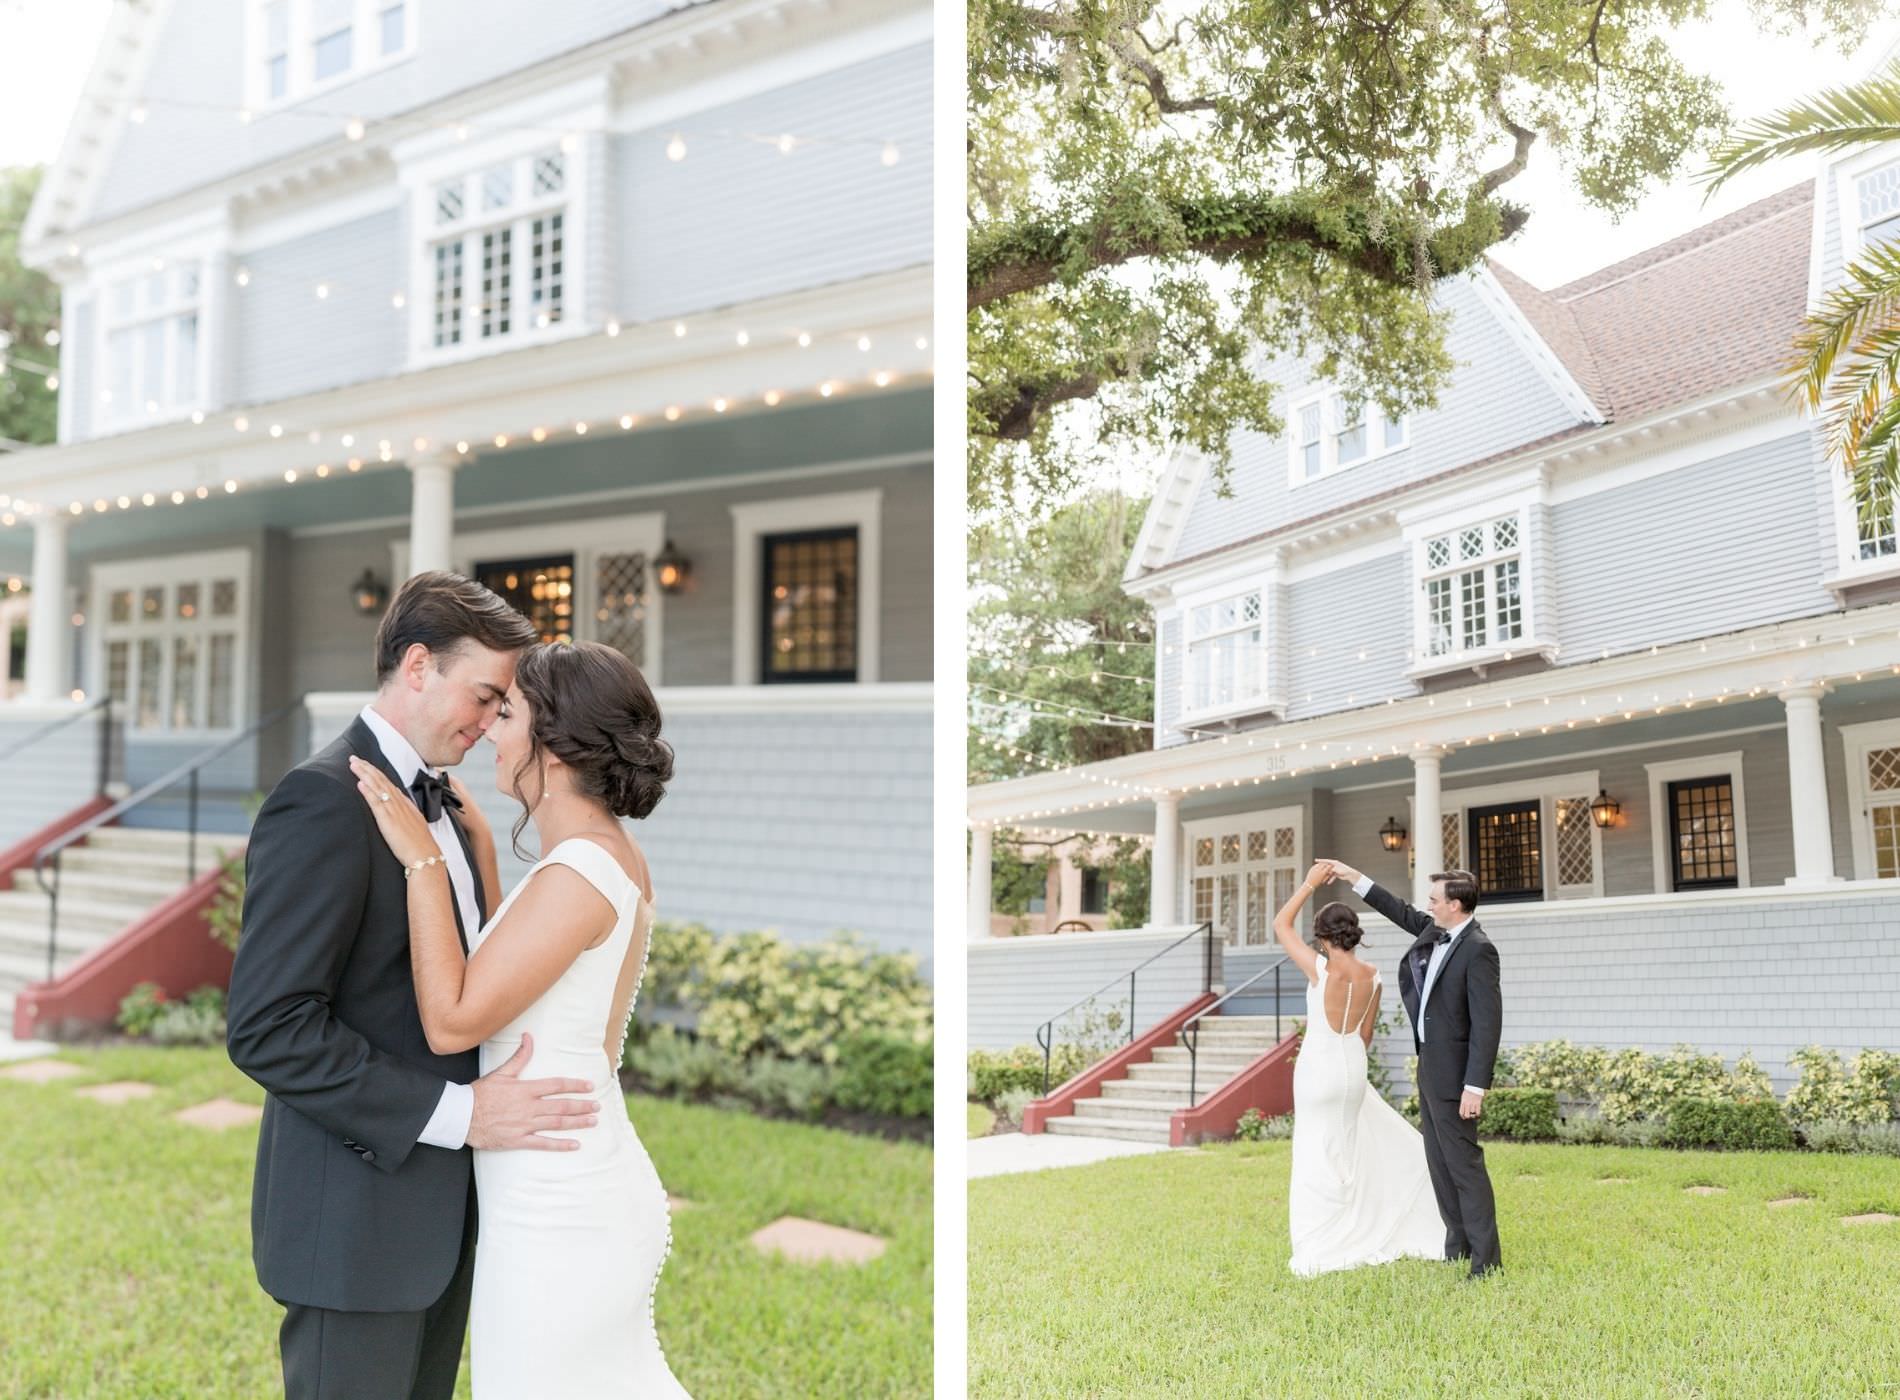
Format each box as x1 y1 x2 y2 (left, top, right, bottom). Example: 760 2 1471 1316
968 0 1872 512
1 166 59 449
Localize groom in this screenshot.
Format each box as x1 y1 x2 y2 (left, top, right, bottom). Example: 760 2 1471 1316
1325 860 1503 1278
227 572 601 1399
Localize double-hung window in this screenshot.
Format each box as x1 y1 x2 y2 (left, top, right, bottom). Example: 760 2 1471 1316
1420 514 1524 660
250 0 415 110
1184 589 1268 715
1288 390 1408 483
425 147 570 354
101 262 202 430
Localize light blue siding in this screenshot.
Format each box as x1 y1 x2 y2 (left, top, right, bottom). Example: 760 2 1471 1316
1166 276 1583 565
233 207 407 405
968 927 1218 1051
1280 553 1411 722
616 44 932 319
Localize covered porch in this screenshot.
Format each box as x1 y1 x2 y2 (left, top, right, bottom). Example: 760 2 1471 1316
968 607 1900 1083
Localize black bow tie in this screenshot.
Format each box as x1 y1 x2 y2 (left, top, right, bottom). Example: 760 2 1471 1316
409 770 462 823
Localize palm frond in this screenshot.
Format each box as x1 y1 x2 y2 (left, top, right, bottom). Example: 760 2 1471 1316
1703 63 1900 193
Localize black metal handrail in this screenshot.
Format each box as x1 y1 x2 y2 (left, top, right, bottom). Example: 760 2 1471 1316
1034 921 1215 1095
0 695 115 798
1181 955 1298 1107
30 697 304 980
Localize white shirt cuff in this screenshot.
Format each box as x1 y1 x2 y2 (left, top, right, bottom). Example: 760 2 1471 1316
1464 1085 1485 1097
417 1080 474 1150
1351 875 1373 897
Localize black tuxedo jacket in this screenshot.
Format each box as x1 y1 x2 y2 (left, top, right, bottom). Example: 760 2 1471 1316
1359 881 1503 1101
226 716 486 1312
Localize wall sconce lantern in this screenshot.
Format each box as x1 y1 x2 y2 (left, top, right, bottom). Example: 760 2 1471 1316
1589 789 1621 829
351 568 388 616
1378 815 1407 852
653 539 690 595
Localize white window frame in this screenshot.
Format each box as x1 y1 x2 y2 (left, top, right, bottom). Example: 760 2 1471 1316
388 512 667 684
1403 497 1551 680
245 0 418 114
1286 386 1409 486
730 489 882 686
88 549 253 738
1408 769 1604 901
94 258 206 433
1838 718 1900 880
1176 577 1274 725
1643 751 1752 893
1183 806 1306 950
1825 453 1900 582
400 110 594 369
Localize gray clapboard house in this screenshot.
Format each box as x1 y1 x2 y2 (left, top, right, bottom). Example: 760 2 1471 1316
0 0 933 1036
970 162 1900 1104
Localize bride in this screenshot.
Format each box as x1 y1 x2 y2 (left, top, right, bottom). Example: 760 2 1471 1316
349 640 690 1397
1274 860 1443 1277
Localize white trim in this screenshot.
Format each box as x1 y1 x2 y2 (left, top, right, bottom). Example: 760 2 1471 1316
729 488 882 686
1643 750 1752 892
1405 495 1540 675
1408 767 1604 900
389 511 666 683
1466 263 1605 424
86 547 253 737
1838 717 1900 879
1125 449 1208 582
245 0 420 116
1173 562 1281 725
1284 385 1410 488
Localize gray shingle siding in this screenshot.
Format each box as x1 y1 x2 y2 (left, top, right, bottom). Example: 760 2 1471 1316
969 928 1216 1051
1280 553 1411 721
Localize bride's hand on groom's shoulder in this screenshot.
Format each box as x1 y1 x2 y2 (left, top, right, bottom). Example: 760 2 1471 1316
347 755 444 867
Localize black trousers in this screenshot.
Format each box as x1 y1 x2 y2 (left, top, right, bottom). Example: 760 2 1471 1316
277 1185 478 1400
1417 1084 1501 1275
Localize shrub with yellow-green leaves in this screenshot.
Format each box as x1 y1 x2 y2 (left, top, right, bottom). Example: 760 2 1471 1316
1784 1046 1900 1128
1593 1045 1772 1125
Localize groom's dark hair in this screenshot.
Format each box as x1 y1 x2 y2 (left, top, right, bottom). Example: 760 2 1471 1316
374 570 538 684
1431 869 1480 915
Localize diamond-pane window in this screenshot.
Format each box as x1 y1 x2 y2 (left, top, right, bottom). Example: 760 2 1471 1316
211 579 238 617
1426 537 1451 570
1274 827 1295 859
1195 837 1214 868
1441 812 1461 868
1869 747 1900 792
1459 526 1485 560
109 590 132 624
1860 161 1900 223
596 551 649 667
1220 834 1241 864
435 182 464 224
1555 796 1594 888
532 151 566 196
142 586 165 621
1247 831 1267 861
1493 518 1518 551
175 583 199 620
482 163 514 211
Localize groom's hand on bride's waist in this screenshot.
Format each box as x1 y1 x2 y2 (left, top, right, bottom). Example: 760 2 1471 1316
466 1033 601 1151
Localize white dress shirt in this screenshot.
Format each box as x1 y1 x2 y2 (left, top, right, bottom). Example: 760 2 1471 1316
360 705 480 1149
1352 875 1484 1097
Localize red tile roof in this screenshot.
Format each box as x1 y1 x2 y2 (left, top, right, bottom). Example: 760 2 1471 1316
1491 180 1814 421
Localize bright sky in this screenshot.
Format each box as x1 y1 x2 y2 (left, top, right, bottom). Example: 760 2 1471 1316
0 0 113 172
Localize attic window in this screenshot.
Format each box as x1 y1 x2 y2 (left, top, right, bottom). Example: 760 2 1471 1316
1287 388 1408 483
250 0 416 110
1857 160 1900 250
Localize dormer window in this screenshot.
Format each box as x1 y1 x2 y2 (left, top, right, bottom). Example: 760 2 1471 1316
248 0 416 111
1287 388 1407 484
1420 514 1523 658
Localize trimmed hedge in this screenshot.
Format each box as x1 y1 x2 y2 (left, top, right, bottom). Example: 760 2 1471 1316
1663 1096 1795 1152
968 1044 1094 1100
1477 1086 1558 1141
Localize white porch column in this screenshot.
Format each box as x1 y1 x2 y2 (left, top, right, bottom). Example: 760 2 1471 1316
1781 684 1837 884
407 452 459 577
1412 746 1446 904
1150 793 1181 927
967 823 993 941
24 515 70 702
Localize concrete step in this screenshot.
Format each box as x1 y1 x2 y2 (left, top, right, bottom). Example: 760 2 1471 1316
11 869 187 906
1045 1114 1172 1145
1149 1046 1263 1069
0 891 151 937
1070 1096 1181 1125
84 825 244 853
0 947 91 992
59 843 242 881
1122 1064 1244 1094
0 917 117 963
1098 1081 1201 1107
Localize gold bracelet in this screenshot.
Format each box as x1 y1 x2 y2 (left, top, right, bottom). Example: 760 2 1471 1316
404 855 447 880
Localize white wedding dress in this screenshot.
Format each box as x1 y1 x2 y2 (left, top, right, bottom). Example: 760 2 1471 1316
466 836 690 1398
1287 955 1444 1277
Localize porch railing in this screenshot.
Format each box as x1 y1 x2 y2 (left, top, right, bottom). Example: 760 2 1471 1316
1181 955 1296 1107
1033 922 1215 1095
0 695 116 798
30 697 303 981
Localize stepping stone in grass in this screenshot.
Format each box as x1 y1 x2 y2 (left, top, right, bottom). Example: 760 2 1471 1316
0 1059 85 1084
1840 1212 1898 1227
173 1098 262 1129
1684 1185 1726 1197
1767 1196 1813 1209
666 1195 694 1212
76 1081 157 1105
748 1215 887 1266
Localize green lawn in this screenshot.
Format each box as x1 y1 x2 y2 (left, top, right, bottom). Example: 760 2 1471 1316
968 1101 997 1138
0 1047 930 1398
970 1138 1900 1398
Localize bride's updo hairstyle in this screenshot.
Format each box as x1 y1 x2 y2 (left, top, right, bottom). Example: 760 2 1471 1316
1312 901 1365 952
506 641 674 859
